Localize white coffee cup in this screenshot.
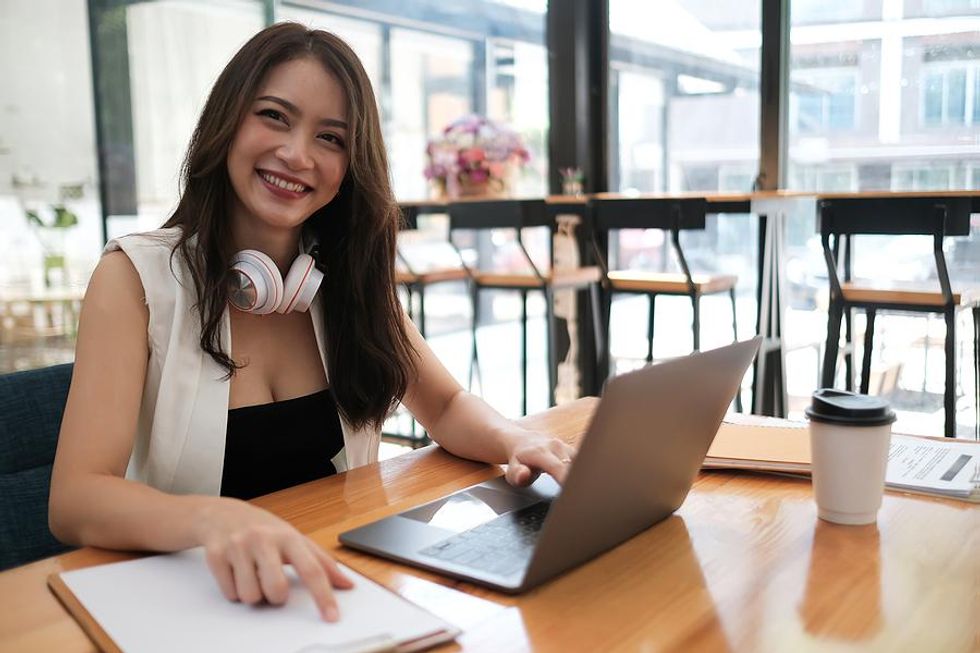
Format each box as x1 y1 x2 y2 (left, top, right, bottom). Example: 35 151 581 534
805 389 896 525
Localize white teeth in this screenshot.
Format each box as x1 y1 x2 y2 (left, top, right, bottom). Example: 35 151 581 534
259 171 308 193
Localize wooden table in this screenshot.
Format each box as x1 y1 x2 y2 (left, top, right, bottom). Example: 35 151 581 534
8 399 974 652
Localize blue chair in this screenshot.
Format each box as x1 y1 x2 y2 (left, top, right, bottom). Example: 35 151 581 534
0 363 74 570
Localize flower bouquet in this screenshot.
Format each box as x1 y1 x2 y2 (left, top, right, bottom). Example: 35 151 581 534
424 115 530 199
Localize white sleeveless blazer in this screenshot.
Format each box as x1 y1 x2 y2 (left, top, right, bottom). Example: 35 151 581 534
103 227 381 495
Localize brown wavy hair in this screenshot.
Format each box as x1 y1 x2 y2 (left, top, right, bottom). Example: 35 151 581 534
162 22 416 430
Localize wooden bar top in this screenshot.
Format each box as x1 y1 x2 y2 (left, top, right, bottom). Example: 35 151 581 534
1 399 976 652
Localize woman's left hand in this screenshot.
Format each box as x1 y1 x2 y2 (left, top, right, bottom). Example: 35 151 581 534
503 430 577 487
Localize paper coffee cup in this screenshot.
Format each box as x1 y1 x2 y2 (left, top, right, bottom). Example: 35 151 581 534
805 389 896 525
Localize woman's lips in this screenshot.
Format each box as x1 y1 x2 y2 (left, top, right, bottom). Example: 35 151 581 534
256 169 312 199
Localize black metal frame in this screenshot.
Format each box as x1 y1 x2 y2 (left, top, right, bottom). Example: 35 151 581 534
590 198 741 410
818 196 975 438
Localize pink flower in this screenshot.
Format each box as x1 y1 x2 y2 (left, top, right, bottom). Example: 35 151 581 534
459 147 486 164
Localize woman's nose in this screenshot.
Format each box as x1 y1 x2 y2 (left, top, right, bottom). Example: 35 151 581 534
276 135 314 170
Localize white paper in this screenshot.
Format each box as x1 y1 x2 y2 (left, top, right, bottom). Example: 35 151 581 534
60 548 459 653
886 434 979 497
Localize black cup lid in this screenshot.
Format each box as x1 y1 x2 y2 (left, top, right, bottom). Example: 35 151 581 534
804 389 896 426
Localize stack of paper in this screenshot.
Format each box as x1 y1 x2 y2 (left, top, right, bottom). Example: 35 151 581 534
50 548 460 653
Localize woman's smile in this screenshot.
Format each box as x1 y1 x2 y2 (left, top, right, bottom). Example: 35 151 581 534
256 169 314 199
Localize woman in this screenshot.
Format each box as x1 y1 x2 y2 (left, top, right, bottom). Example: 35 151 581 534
49 23 574 622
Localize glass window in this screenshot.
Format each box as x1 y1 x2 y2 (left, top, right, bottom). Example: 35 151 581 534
119 0 265 236
609 1 762 193
922 64 976 126
794 68 858 133
0 0 101 372
788 2 980 191
278 8 383 91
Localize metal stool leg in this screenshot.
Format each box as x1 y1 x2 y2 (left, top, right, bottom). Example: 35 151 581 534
973 306 979 439
403 284 414 320
944 306 956 437
645 294 656 364
844 307 854 391
589 282 605 382
692 294 701 352
729 288 743 412
860 309 876 395
603 290 614 379
417 285 427 338
521 288 529 416
545 286 556 407
468 281 481 392
821 302 844 389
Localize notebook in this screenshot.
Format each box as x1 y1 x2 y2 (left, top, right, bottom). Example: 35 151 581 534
48 547 460 653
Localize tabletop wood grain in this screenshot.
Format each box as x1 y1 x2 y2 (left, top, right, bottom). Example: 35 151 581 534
0 398 976 653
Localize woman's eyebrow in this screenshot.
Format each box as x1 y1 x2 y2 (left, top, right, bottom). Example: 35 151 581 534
256 95 348 130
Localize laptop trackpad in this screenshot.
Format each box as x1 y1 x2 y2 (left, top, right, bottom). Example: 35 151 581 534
401 476 558 534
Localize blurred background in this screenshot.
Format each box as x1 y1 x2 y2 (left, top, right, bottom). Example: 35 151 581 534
1 0 978 438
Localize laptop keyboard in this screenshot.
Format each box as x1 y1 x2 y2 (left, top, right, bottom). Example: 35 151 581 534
418 501 551 577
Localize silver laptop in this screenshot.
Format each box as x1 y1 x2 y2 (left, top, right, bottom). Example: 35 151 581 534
340 337 761 594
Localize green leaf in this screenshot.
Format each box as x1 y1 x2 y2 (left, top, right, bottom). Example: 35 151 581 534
26 209 44 227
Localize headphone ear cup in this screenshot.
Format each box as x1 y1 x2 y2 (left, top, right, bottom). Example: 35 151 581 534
278 253 323 313
229 250 283 314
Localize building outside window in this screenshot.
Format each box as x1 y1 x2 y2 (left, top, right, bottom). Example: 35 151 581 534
921 61 980 127
794 67 860 133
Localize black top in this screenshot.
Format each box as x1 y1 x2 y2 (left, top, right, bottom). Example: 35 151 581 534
220 388 344 501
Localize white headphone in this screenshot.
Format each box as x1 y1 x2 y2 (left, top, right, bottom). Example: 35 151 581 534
228 249 324 314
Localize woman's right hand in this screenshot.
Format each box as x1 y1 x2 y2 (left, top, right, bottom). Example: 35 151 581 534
192 498 353 621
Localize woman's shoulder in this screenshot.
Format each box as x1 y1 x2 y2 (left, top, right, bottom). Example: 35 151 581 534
103 226 183 256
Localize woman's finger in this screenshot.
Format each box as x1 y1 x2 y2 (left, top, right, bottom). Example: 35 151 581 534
307 540 355 590
253 541 290 605
227 539 263 605
515 447 569 485
204 544 238 601
284 539 338 622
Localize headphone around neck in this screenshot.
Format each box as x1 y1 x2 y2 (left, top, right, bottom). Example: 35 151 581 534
228 248 324 314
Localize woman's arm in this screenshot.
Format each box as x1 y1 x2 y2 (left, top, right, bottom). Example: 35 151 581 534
49 252 350 620
399 316 576 486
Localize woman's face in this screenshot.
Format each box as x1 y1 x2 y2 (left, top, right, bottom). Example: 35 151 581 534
227 57 350 233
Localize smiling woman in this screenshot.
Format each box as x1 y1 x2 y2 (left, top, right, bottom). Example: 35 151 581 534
46 22 575 626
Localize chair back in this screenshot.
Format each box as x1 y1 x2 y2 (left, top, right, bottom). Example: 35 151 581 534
448 199 549 231
589 197 708 232
817 196 971 237
0 363 74 570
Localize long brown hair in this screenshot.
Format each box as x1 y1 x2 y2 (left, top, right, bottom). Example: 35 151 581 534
163 22 416 430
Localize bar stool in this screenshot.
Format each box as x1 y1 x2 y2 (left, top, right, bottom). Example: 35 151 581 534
389 204 468 448
396 204 468 339
590 197 741 407
818 196 979 437
448 198 602 414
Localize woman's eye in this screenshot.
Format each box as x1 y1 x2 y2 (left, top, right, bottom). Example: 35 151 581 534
318 133 345 148
257 108 286 123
